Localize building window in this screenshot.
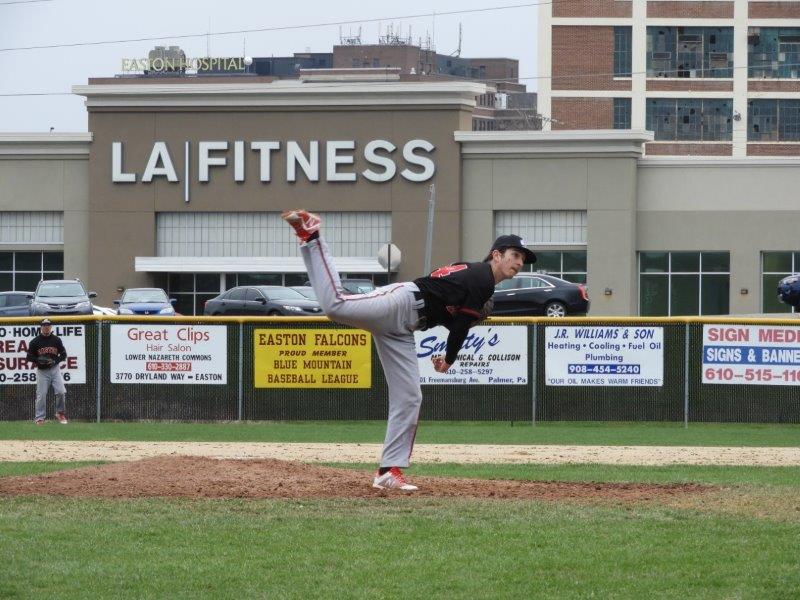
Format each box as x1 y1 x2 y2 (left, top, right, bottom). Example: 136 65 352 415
614 26 632 77
749 28 800 78
762 252 800 313
748 99 800 141
647 27 733 78
521 251 587 284
167 273 221 316
372 58 380 68
613 98 631 129
646 98 732 141
639 251 730 316
0 251 63 292
495 211 587 246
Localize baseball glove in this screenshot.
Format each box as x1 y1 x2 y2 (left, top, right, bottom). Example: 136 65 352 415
36 355 55 368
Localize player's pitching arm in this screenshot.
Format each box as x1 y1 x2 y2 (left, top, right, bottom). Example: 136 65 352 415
431 309 482 373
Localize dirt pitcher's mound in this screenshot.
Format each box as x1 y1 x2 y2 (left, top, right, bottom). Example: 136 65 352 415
0 456 713 502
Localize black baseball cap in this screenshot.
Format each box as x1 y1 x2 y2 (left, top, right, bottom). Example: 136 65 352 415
484 234 537 264
40 319 52 326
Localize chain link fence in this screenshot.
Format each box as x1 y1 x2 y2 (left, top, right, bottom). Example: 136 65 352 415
1 316 798 423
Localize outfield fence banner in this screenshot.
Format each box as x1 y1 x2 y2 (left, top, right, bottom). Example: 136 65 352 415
0 316 798 424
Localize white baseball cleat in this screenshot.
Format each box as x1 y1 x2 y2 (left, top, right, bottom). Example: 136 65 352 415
373 467 418 491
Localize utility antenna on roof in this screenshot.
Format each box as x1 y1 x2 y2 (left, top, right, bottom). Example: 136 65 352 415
450 23 462 57
339 26 362 45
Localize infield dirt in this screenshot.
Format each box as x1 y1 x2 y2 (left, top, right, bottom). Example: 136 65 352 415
0 455 714 502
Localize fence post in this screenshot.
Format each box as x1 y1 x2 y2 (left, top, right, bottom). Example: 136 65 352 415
238 322 243 421
95 319 103 423
531 323 538 426
683 322 690 428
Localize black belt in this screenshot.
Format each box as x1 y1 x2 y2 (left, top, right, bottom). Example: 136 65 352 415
411 290 428 330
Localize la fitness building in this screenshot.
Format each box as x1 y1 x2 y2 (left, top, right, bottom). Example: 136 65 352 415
1 74 799 316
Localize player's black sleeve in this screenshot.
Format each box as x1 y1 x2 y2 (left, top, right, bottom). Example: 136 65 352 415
25 338 40 364
444 312 477 365
55 337 67 363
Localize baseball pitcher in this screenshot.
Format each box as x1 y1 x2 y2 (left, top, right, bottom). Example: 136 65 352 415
283 209 535 491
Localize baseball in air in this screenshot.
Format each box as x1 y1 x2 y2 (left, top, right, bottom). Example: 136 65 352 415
244 56 253 66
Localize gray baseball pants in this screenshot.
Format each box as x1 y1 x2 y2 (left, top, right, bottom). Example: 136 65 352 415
301 236 424 468
35 364 66 421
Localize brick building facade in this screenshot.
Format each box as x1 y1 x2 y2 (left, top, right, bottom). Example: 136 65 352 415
539 0 800 156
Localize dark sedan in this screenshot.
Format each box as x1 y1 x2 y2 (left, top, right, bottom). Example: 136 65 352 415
203 286 324 316
492 274 589 317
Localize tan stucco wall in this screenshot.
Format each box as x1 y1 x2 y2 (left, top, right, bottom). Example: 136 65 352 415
460 153 639 315
87 105 470 301
0 156 89 286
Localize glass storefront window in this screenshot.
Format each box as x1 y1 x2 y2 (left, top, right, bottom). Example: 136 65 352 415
640 275 669 316
0 251 64 292
671 252 700 272
671 275 700 315
640 252 668 273
521 250 588 283
701 274 730 315
639 251 730 315
15 252 41 271
701 252 730 272
43 252 64 271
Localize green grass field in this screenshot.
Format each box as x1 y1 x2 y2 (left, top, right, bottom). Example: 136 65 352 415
1 422 798 598
1 420 799 446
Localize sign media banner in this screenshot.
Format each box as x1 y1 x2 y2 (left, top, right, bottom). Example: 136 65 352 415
702 324 800 385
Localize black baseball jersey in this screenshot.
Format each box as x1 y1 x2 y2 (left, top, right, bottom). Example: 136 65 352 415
26 334 67 369
413 261 496 365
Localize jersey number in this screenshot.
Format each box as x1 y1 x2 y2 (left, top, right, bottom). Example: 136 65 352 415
430 264 468 278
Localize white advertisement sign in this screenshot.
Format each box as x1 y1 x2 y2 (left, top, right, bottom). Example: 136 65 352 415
545 326 664 386
0 323 86 385
702 324 800 385
415 325 528 385
110 324 227 384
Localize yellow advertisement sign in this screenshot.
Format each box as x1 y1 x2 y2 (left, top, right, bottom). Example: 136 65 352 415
254 329 372 388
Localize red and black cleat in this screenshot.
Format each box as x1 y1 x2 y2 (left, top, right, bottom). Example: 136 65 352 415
281 209 322 243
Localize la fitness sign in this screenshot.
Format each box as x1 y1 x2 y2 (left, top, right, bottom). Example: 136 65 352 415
111 139 436 186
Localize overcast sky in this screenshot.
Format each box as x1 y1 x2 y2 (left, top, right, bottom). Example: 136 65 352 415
0 0 537 132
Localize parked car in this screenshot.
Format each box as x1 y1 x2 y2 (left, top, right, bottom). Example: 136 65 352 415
777 274 800 308
0 291 33 316
342 278 376 294
491 273 589 317
290 286 317 301
302 278 376 294
114 287 176 316
203 286 323 316
27 279 97 316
